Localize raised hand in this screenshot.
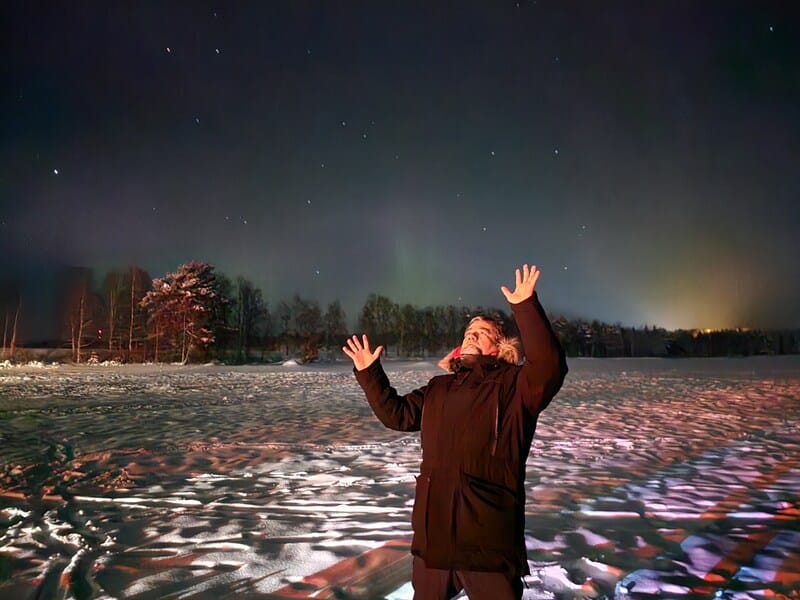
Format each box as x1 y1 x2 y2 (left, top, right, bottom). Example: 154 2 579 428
500 263 540 304
342 334 384 371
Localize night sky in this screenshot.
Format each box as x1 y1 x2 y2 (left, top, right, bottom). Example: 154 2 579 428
2 1 799 340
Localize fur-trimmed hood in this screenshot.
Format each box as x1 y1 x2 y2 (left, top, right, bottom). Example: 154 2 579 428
437 336 521 372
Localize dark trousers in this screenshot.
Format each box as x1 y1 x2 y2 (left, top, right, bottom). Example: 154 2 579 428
412 557 523 600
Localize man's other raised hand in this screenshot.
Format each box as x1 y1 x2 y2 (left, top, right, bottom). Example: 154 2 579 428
342 334 384 371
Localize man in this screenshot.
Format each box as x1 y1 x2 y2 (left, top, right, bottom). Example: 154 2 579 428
343 264 568 600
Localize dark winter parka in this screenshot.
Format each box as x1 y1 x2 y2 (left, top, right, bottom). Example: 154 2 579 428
354 293 568 574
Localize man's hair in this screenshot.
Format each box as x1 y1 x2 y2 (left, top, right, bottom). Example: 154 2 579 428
466 314 504 340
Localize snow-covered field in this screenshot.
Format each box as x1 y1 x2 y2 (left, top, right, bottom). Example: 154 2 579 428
1 357 799 599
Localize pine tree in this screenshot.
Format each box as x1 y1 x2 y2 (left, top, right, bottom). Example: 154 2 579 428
140 262 219 363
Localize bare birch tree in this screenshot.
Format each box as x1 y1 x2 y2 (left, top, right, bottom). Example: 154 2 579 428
128 267 136 356
1 312 7 360
9 299 20 360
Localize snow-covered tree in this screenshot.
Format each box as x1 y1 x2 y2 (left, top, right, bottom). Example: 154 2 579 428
140 262 218 363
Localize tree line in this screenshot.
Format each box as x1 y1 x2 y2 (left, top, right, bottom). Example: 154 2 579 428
1 261 798 364
56 261 511 364
55 261 351 364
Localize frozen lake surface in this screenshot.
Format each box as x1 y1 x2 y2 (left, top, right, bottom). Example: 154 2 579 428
1 357 799 599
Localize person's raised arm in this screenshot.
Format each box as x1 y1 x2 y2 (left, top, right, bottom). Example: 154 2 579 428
343 334 425 431
501 264 568 414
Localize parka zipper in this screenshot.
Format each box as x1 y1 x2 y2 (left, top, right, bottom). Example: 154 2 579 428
490 402 499 456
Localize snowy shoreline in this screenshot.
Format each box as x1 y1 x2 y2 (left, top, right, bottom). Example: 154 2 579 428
3 353 800 379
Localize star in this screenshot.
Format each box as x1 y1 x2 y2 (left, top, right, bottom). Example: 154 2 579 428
53 168 59 175
362 133 368 140
320 162 325 168
554 148 559 155
195 117 200 124
307 200 312 205
315 269 321 275
769 25 774 32
341 120 346 127
490 151 495 156
563 266 568 270
166 47 171 53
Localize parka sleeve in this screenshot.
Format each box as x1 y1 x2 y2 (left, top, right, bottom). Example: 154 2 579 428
511 292 568 415
354 360 425 432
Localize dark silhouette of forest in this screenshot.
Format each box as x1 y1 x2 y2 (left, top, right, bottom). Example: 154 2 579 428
1 262 798 364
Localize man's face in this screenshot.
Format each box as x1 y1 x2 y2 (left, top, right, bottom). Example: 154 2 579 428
460 318 500 356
